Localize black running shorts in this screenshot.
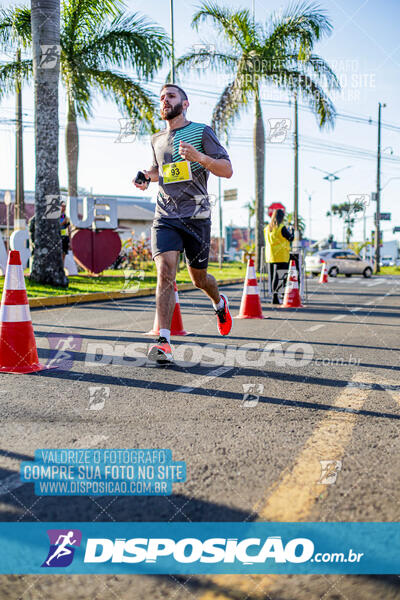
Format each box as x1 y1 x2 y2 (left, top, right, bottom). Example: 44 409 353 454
151 217 211 269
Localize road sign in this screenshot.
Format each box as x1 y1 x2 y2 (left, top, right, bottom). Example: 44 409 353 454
374 212 391 221
267 202 286 217
223 189 237 202
4 191 12 206
393 226 400 233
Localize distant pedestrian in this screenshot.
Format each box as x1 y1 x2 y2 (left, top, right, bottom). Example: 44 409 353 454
264 209 294 305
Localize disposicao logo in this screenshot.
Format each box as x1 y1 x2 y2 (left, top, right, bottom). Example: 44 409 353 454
83 536 314 564
42 529 82 568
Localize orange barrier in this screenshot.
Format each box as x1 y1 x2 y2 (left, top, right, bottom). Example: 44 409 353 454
235 257 265 319
319 260 328 284
0 251 48 373
281 259 304 308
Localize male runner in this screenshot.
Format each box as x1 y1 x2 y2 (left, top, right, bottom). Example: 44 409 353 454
134 84 233 363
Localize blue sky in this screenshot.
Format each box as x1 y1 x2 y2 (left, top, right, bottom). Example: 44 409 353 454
1 0 400 242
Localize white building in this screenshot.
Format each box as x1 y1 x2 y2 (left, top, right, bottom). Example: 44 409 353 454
0 190 155 241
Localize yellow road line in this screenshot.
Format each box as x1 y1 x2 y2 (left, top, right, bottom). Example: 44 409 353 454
198 372 379 600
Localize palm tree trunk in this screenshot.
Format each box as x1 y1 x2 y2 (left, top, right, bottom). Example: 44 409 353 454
66 94 79 197
30 0 68 286
15 48 25 230
253 91 265 272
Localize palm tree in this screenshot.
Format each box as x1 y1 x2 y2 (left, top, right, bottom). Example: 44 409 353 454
0 0 169 195
327 200 364 246
243 198 255 242
29 0 67 286
286 211 306 238
176 1 339 270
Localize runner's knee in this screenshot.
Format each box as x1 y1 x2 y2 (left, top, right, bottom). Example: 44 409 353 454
191 271 208 289
156 258 176 285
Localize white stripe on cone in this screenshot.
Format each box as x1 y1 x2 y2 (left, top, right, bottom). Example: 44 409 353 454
175 291 179 303
246 285 259 295
248 266 256 279
4 264 25 291
0 304 31 322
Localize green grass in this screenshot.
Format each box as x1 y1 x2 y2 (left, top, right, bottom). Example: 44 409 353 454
378 265 400 275
1 262 247 298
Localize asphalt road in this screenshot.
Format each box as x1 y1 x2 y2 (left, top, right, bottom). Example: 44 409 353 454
0 274 400 599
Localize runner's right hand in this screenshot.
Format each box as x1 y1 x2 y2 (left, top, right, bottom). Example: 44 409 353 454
133 170 150 190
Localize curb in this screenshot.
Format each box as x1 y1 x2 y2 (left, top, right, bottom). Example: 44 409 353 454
29 278 244 309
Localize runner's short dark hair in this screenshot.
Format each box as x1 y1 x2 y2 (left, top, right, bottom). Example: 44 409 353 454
160 84 188 102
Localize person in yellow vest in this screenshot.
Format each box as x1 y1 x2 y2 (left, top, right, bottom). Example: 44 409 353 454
60 201 72 262
264 209 294 304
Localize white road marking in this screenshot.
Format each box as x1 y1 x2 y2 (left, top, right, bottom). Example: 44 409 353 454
364 300 375 305
351 307 362 312
306 324 325 332
367 279 387 287
176 366 233 393
0 435 109 496
331 314 346 321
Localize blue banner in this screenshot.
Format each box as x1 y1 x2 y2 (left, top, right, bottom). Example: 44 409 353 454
0 522 399 574
19 449 186 496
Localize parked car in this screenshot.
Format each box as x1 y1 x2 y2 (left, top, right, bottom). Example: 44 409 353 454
305 250 373 278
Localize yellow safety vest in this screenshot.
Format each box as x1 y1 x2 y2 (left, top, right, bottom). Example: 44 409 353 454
264 223 290 263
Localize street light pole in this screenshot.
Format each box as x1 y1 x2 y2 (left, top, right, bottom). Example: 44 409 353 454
311 165 352 243
170 0 175 83
374 102 386 274
293 93 299 235
15 48 25 230
326 175 338 237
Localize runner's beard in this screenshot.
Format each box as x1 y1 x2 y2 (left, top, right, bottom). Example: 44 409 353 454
161 102 184 120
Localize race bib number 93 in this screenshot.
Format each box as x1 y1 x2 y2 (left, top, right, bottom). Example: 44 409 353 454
162 161 192 184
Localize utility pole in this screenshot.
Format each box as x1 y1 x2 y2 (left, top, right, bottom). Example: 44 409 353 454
218 178 223 269
293 93 299 237
170 0 175 83
374 102 385 274
15 48 25 230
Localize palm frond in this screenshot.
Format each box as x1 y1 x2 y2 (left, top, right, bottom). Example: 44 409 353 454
71 12 169 77
192 2 259 51
0 6 32 48
270 67 336 128
0 57 32 99
62 0 123 48
82 67 158 133
174 49 238 77
287 52 340 90
266 1 333 57
211 76 250 138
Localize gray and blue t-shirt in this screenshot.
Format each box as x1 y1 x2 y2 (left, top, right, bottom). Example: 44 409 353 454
151 121 230 219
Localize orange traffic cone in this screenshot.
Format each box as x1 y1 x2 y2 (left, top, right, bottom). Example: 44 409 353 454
281 259 303 308
0 251 48 373
319 260 328 284
235 257 265 319
145 281 191 336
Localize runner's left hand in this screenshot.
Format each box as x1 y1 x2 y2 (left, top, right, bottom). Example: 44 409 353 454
179 141 201 162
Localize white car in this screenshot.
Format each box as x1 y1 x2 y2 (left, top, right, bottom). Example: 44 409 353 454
305 250 373 278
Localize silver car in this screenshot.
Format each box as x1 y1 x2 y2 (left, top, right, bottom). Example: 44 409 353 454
305 250 373 278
